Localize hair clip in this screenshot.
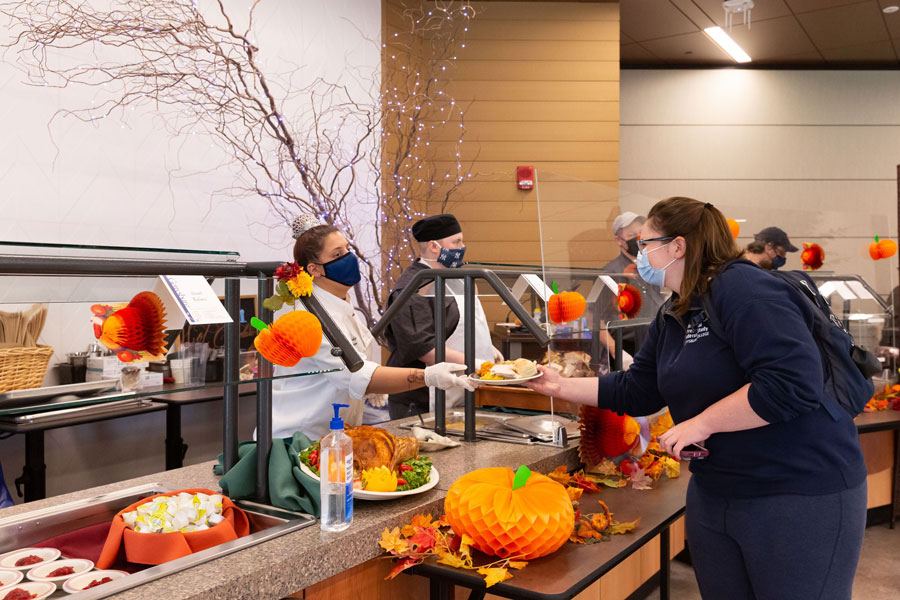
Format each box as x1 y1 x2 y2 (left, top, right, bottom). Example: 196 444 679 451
291 214 322 239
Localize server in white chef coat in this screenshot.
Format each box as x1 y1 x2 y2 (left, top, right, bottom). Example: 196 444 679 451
385 214 503 418
270 215 474 440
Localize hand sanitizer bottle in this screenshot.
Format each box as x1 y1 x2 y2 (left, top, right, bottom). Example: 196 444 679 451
319 403 354 532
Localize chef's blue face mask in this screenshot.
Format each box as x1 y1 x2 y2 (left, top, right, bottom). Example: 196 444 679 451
636 240 677 287
434 244 466 268
319 252 361 286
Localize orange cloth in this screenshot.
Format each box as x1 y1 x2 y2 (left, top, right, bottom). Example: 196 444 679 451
96 488 249 569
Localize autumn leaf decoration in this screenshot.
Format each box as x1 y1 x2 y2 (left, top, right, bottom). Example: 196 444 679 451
380 515 528 587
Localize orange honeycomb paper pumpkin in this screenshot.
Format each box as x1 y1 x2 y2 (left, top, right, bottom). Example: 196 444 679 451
801 242 825 271
578 406 641 466
726 218 740 239
617 283 643 320
98 291 168 355
869 236 897 260
547 291 586 324
253 311 323 367
444 466 574 560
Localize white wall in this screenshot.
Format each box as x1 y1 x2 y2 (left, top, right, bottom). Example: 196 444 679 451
620 69 900 296
0 1 381 502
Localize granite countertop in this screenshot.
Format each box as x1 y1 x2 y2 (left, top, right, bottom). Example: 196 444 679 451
0 418 581 599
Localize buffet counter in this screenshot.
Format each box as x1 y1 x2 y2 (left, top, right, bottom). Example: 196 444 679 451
0 418 589 599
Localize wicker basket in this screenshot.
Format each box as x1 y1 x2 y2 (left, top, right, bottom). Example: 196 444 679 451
0 345 54 393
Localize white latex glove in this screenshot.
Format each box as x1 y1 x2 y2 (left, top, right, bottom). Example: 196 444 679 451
364 393 388 408
424 362 477 392
492 346 504 363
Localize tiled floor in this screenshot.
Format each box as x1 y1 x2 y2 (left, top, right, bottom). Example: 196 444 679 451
645 523 899 599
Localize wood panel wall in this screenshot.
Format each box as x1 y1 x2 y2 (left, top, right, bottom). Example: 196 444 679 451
383 1 621 326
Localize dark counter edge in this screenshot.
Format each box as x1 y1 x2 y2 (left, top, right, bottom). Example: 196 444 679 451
0 416 582 600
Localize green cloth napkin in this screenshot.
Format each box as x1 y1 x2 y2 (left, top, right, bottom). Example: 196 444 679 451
215 432 321 517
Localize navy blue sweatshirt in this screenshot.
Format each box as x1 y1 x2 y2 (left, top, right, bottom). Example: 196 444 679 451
597 263 866 498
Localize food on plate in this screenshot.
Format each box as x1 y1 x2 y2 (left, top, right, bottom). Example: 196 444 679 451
444 465 574 560
300 425 432 493
542 350 593 378
13 556 42 568
46 566 74 577
476 359 539 380
84 577 114 589
361 466 398 492
2 588 34 600
120 492 225 534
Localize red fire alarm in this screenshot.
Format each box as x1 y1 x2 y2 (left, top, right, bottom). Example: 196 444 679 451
517 166 534 190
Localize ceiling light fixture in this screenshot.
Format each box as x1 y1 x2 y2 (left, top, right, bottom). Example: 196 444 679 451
723 0 755 30
884 6 900 14
704 26 752 63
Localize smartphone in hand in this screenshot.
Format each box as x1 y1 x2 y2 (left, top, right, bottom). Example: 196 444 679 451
681 443 709 460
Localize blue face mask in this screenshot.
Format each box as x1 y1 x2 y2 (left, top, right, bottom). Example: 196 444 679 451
320 252 361 287
771 255 786 270
636 241 677 287
436 245 466 268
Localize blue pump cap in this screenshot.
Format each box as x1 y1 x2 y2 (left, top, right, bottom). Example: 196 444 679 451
330 403 350 430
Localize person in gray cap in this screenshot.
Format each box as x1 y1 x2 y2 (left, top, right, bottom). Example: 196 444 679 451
604 211 645 273
744 226 799 270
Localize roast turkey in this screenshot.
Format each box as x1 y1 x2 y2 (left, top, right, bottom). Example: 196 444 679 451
340 425 419 472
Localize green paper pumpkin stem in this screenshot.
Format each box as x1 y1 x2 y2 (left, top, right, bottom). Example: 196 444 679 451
512 465 532 490
551 281 559 295
875 235 880 243
250 317 269 332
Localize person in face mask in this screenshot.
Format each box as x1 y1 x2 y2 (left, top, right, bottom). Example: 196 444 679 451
385 214 494 419
526 198 867 600
268 215 475 440
743 226 798 270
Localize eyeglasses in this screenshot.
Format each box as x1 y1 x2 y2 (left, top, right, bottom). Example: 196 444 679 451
637 236 675 252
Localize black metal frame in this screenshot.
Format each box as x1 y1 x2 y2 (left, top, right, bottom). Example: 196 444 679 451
371 268 550 441
0 253 360 504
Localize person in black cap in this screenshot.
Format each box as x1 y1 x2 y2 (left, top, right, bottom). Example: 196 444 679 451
384 214 469 419
744 226 799 270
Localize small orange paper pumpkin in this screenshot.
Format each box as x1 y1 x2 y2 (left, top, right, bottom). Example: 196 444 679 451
98 291 168 355
253 311 323 367
548 291 586 324
444 466 574 560
578 406 641 466
869 236 897 260
726 218 740 239
617 283 642 320
801 243 825 271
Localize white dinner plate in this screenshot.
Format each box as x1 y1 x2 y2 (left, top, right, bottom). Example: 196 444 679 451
0 581 56 599
298 462 439 501
0 549 61 571
62 570 129 594
470 372 543 386
26 558 93 582
0 569 24 590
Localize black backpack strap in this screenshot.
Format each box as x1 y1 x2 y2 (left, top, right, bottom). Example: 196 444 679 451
697 258 758 341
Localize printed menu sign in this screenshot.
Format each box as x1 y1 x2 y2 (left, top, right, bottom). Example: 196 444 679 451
156 275 233 325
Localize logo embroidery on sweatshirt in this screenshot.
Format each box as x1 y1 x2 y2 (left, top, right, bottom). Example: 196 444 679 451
684 314 710 345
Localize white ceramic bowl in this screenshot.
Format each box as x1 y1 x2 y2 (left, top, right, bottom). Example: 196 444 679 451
0 569 24 590
26 558 93 582
0 549 61 571
0 581 56 600
62 570 129 594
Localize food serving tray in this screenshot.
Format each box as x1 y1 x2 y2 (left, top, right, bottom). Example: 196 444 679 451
502 414 581 442
0 380 118 409
0 395 141 424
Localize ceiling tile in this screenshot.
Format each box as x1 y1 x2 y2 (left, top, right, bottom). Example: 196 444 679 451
690 0 792 28
620 0 699 42
797 2 890 49
753 51 826 65
821 39 899 62
670 0 717 28
785 0 872 13
638 30 734 64
726 16 819 60
620 43 658 62
621 32 636 44
879 0 900 38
